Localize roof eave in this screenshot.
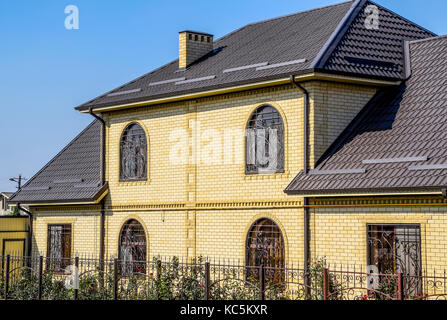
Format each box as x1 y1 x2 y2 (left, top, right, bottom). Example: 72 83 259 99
284 186 445 198
9 183 109 206
78 70 401 114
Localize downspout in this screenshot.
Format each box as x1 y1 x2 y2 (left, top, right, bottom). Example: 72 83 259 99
17 203 33 259
89 107 106 266
290 75 311 295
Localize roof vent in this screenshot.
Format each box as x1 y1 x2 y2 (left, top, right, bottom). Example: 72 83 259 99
178 31 214 69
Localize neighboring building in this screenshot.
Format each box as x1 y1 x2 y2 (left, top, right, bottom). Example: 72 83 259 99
0 216 29 257
0 192 14 215
8 0 447 282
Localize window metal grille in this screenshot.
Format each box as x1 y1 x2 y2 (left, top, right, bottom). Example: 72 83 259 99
367 224 422 296
119 219 147 276
245 105 284 174
246 218 285 283
119 123 147 181
47 224 71 272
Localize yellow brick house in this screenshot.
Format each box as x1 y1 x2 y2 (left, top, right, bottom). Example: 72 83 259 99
9 0 447 283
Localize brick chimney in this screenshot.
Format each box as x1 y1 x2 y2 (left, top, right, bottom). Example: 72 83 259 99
179 31 214 69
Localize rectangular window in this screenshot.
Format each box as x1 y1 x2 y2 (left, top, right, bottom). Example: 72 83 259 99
47 224 72 271
367 224 422 296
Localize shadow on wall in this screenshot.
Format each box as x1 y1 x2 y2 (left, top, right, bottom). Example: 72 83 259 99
315 84 405 167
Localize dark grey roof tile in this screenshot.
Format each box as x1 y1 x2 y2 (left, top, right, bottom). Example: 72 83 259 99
286 35 447 195
76 1 435 112
9 121 106 204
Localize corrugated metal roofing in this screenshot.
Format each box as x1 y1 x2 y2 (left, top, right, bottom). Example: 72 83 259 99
286 35 447 195
9 121 106 204
76 1 354 111
321 1 435 78
75 1 434 112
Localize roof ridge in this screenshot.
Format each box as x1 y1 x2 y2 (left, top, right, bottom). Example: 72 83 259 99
9 120 100 202
243 1 353 28
311 0 366 68
215 2 353 44
369 0 436 37
409 34 447 45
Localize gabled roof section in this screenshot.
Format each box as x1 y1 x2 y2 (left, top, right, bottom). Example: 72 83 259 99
317 0 436 79
75 0 436 113
286 35 447 196
9 121 107 204
76 1 356 111
1 192 14 199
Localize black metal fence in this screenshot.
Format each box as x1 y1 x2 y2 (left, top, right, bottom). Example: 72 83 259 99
1 254 446 300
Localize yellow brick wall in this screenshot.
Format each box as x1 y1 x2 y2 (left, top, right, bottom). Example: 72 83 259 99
103 210 188 259
28 81 380 266
195 208 304 265
309 202 447 271
30 206 101 257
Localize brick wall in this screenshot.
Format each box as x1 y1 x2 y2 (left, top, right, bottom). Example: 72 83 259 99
29 81 383 267
309 199 447 271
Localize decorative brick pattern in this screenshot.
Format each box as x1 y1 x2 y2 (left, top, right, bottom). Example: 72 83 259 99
309 203 447 271
28 82 390 268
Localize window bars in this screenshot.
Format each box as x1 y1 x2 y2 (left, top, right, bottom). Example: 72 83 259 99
119 219 147 276
245 105 285 174
47 224 72 272
246 218 285 283
119 123 147 181
367 224 422 297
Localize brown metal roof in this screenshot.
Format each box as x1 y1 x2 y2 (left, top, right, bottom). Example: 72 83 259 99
75 0 433 112
286 35 447 195
9 121 107 204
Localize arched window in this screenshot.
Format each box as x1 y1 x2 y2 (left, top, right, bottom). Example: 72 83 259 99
246 218 285 283
120 123 147 181
246 105 284 174
119 219 147 275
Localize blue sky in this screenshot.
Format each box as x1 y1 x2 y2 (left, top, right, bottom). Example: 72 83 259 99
1 0 446 192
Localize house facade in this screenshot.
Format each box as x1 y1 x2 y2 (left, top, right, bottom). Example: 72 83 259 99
0 192 13 216
9 0 447 278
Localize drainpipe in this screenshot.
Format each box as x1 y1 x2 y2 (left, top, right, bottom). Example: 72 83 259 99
18 204 33 261
290 75 311 295
89 107 106 266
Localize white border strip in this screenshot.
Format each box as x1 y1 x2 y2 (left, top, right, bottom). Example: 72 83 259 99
223 62 269 73
149 77 186 86
107 88 142 97
363 156 428 164
175 75 216 85
256 59 307 71
408 164 447 171
308 169 366 175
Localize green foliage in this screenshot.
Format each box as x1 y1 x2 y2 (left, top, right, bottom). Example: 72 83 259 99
210 279 259 300
9 206 20 217
307 257 343 300
78 270 114 300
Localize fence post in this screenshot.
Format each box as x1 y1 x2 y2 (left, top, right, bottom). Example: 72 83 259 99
397 272 404 300
259 264 265 300
74 257 79 300
322 268 329 300
113 258 118 300
204 262 210 300
156 260 161 300
4 255 10 300
37 255 43 300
